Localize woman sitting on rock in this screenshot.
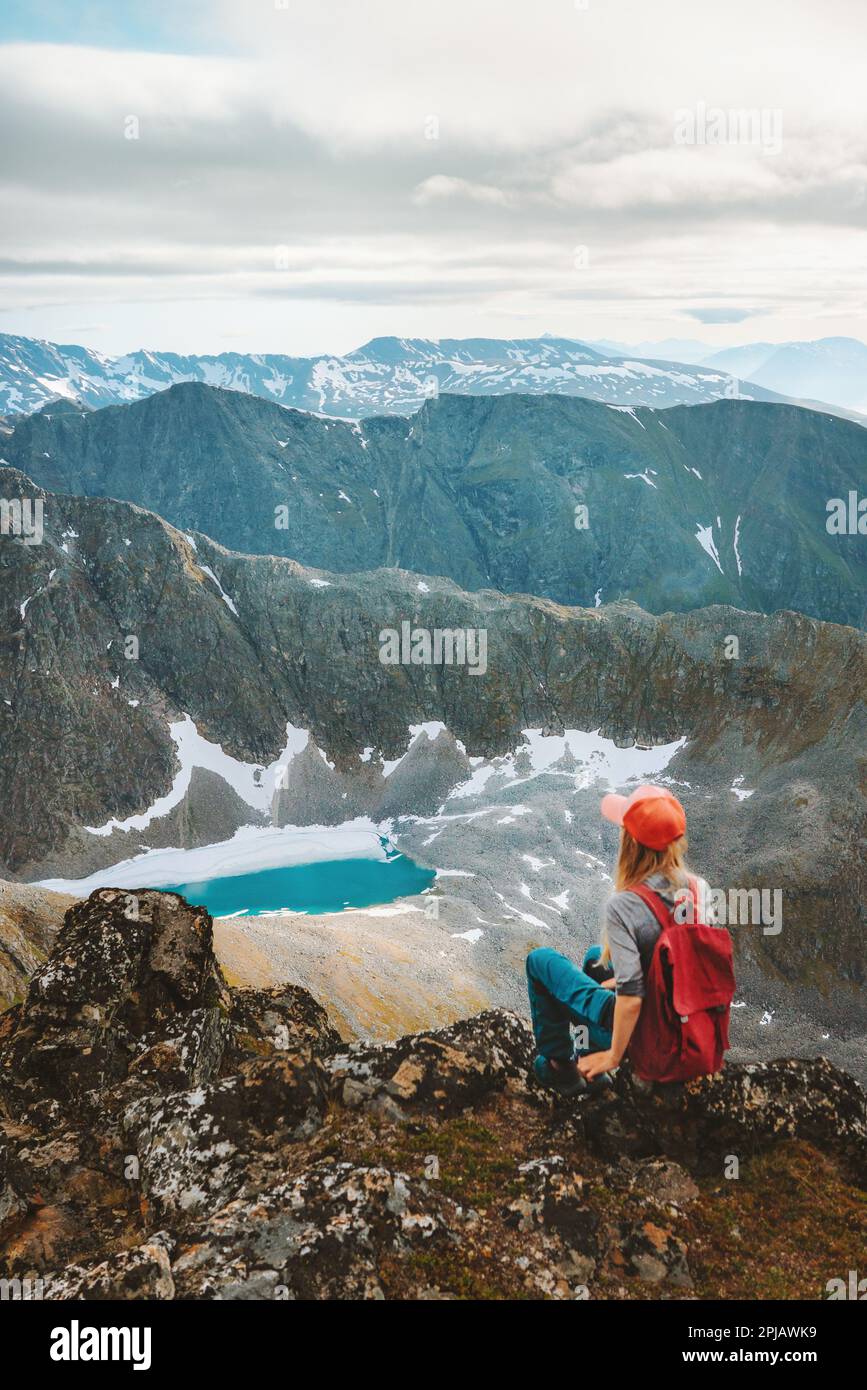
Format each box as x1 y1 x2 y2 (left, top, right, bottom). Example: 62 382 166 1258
526 785 734 1097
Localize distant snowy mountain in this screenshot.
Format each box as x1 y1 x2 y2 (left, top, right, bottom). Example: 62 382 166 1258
584 335 867 417
586 337 713 365
0 331 837 421
701 337 867 415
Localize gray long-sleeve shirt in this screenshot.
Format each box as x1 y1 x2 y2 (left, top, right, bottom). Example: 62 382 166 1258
605 873 710 997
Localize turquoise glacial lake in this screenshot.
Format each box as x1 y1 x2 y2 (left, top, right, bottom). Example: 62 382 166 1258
161 852 436 918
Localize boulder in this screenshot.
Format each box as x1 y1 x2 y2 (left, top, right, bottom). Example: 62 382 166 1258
582 1058 867 1180
505 1156 600 1260
618 1157 700 1210
0 890 230 1116
326 1008 534 1117
124 1052 329 1221
225 984 342 1070
620 1219 693 1288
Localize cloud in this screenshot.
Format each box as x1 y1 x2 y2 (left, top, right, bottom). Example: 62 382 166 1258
1 0 866 351
412 176 513 208
212 0 867 149
686 307 764 325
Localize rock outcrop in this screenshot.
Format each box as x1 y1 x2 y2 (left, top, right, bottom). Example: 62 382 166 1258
327 1009 534 1119
1 889 865 1300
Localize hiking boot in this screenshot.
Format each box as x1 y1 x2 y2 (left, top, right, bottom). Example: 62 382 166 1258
532 1055 588 1097
584 1069 615 1093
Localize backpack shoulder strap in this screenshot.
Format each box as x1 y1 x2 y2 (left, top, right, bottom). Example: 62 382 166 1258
628 877 705 929
626 882 673 931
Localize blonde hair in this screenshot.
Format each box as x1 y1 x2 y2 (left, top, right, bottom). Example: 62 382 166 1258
600 827 690 966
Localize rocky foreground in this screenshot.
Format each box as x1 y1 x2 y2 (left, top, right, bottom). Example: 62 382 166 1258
1 890 865 1301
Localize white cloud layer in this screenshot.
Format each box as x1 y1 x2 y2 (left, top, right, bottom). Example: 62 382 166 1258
1 0 865 352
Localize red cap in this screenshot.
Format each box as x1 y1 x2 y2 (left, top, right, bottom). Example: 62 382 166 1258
600 783 686 851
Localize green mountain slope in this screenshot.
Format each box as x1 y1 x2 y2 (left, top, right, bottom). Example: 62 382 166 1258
4 386 864 626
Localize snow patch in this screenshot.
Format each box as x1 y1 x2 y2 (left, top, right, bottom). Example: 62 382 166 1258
733 514 743 576
449 728 687 800
199 565 239 616
80 714 309 835
695 523 724 574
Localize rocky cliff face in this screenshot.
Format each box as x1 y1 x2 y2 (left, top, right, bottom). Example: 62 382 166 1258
0 891 864 1301
1 463 864 1007
1 462 863 875
5 385 865 625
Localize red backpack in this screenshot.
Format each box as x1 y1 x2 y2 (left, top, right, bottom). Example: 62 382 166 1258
625 876 736 1084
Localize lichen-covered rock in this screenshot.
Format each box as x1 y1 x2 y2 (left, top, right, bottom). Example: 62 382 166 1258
326 1009 534 1117
618 1158 699 1210
128 1008 231 1092
0 1114 137 1276
582 1058 867 1180
682 1058 867 1173
172 1163 456 1300
0 1139 28 1240
47 1234 176 1300
620 1220 693 1288
2 1124 84 1207
124 1053 329 1220
27 889 224 1019
225 984 342 1070
0 890 230 1116
505 1156 599 1252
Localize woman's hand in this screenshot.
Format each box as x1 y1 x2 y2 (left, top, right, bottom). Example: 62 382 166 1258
601 977 617 989
578 1049 616 1080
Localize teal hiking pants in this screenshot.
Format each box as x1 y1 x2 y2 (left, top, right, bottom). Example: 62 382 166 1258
526 945 615 1061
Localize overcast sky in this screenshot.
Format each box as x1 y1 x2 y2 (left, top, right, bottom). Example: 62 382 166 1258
1 0 865 356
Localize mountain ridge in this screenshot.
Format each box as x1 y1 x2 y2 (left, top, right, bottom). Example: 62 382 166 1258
3 330 864 424
701 337 867 414
4 384 864 627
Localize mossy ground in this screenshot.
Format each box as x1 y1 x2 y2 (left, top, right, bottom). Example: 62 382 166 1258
683 1142 867 1301
292 1091 867 1301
